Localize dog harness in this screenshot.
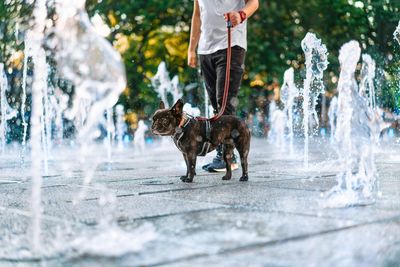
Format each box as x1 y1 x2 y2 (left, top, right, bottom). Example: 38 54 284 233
172 114 213 156
199 120 212 156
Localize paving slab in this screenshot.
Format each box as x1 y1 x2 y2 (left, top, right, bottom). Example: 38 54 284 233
0 137 399 266
168 220 400 267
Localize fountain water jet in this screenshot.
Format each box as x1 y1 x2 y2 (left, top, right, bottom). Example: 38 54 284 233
54 0 126 143
106 108 114 165
359 54 376 109
21 39 31 163
50 89 69 145
325 41 377 208
394 20 400 45
269 108 286 150
183 103 201 117
53 0 126 200
280 67 299 155
151 62 183 109
171 75 183 104
328 96 338 143
134 120 148 153
115 104 126 150
28 0 47 254
301 33 329 167
151 62 172 108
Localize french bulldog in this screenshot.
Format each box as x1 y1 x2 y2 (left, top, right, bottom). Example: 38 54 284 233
151 99 250 183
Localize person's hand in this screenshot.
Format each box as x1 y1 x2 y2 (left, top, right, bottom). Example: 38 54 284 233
188 50 197 68
224 11 241 28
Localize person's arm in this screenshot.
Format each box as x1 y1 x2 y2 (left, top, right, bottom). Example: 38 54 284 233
188 0 201 68
224 0 259 28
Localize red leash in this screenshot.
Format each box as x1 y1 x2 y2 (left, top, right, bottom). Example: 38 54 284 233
196 14 232 122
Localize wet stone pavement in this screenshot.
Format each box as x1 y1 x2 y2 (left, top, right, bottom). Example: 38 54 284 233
0 137 399 266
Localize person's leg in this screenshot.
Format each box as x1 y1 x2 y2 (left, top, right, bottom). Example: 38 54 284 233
199 54 218 114
199 54 221 170
214 46 246 116
206 46 246 172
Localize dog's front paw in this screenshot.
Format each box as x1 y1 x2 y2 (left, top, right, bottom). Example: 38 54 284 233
180 176 193 183
239 175 248 182
222 175 232 180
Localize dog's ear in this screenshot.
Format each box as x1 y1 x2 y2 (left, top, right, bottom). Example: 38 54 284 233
171 99 184 115
159 101 165 110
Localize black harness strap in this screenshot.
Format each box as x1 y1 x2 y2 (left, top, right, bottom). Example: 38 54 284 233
172 116 191 153
172 113 213 157
198 120 212 156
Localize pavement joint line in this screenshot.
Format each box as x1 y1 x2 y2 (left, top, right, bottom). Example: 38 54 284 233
0 181 23 186
0 179 23 184
103 176 178 183
66 183 238 203
262 185 325 192
247 206 366 221
217 174 335 185
41 184 69 189
118 206 228 225
150 214 400 266
250 177 322 183
137 183 237 196
230 205 345 220
142 193 231 208
250 174 335 183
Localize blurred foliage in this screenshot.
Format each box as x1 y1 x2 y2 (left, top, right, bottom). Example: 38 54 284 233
84 0 400 114
1 0 400 121
0 0 33 140
85 0 195 117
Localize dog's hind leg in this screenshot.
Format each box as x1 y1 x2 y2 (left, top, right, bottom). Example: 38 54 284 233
222 142 234 180
235 134 250 182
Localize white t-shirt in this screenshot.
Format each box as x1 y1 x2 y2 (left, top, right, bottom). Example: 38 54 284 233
197 0 247 55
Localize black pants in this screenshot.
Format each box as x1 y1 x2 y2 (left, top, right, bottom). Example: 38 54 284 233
199 46 246 116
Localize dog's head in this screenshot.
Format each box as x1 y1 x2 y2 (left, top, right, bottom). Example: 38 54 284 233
151 99 184 136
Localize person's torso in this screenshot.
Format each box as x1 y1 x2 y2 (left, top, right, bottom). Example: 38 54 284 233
197 0 247 55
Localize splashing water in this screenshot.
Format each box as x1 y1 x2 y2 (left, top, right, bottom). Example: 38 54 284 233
106 108 114 166
115 104 126 150
394 20 400 45
134 120 148 153
151 62 183 108
269 109 286 150
328 96 338 143
68 223 157 257
152 62 172 108
21 39 31 163
28 0 47 255
359 54 376 109
53 0 126 198
183 103 201 117
325 41 377 208
280 67 299 155
50 89 69 145
171 75 183 104
23 28 51 175
301 33 329 168
54 0 126 143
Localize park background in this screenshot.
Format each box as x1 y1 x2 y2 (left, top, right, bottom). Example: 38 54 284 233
1 0 400 139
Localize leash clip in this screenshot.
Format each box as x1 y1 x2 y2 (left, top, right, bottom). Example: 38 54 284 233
226 13 232 28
